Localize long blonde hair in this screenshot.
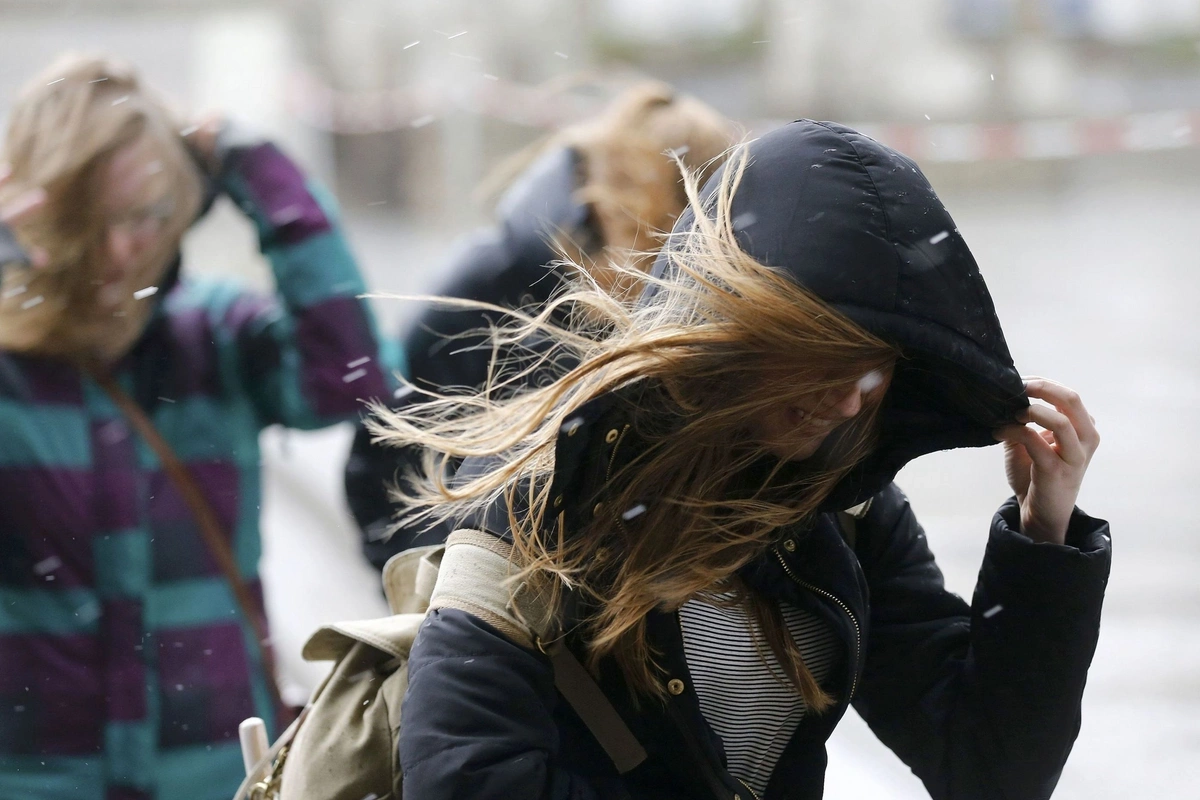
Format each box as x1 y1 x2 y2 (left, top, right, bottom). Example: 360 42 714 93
486 80 735 298
373 146 898 707
0 54 203 360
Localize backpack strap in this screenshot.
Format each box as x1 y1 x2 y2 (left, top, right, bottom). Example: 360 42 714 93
430 530 648 775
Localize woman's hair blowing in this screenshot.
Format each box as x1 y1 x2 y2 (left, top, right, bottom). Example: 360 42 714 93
372 145 898 706
0 53 202 359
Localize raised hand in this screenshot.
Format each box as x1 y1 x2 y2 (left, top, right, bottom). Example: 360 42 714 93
181 113 226 176
994 377 1100 545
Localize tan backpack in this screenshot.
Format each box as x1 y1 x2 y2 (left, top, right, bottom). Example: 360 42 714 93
234 529 647 800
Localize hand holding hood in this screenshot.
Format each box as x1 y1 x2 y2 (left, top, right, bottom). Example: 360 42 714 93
649 120 1029 506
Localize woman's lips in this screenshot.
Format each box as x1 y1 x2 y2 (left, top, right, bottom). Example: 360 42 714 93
97 281 127 309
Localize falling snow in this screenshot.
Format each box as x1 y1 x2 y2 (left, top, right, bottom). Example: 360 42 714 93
411 115 436 128
857 370 885 393
732 212 756 230
347 356 371 369
554 51 569 59
272 205 304 225
20 295 43 310
112 95 129 106
622 504 647 521
983 604 1004 619
403 40 420 49
929 230 950 245
133 286 158 300
33 556 62 576
343 368 368 383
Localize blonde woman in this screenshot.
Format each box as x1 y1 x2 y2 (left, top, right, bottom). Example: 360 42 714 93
377 121 1108 800
345 81 734 565
0 55 386 799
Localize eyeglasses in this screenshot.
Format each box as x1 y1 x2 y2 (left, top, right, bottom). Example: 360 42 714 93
104 195 176 236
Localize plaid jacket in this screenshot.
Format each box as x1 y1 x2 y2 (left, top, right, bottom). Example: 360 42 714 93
0 142 388 800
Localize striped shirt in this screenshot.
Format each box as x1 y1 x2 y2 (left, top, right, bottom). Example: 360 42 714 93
679 593 840 798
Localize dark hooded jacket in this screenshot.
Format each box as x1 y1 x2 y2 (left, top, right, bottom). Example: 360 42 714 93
397 121 1111 800
344 147 591 564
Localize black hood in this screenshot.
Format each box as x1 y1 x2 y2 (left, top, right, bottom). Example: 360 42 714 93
648 120 1028 508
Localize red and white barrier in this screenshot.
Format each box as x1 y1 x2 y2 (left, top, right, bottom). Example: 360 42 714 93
853 110 1200 162
286 69 1200 162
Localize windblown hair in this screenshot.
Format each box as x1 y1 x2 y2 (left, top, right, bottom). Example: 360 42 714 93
373 146 898 708
0 53 203 359
485 80 735 298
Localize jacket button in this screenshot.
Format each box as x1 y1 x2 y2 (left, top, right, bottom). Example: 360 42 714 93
666 678 685 695
593 502 604 516
605 428 619 443
553 495 563 508
733 795 741 800
782 538 796 552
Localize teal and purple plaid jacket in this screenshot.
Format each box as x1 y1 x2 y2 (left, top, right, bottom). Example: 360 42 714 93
0 142 388 799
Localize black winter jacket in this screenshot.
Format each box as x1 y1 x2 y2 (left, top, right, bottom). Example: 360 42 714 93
397 121 1111 799
345 147 591 563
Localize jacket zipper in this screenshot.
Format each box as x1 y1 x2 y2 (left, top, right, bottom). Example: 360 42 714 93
772 547 861 700
605 424 631 483
736 776 762 800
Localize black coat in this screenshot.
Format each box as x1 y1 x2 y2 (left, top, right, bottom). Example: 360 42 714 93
345 148 591 564
397 121 1112 799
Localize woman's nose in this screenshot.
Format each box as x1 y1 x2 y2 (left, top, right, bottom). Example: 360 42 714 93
831 387 864 419
107 226 136 268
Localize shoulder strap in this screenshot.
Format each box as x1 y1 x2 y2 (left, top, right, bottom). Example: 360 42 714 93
87 367 287 719
430 530 648 775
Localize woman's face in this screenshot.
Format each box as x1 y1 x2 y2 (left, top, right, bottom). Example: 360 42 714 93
752 368 891 462
91 134 182 309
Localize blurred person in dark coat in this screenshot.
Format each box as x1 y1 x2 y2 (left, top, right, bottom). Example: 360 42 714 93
345 82 734 568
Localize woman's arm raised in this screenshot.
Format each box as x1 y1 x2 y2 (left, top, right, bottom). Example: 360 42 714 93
850 473 1110 799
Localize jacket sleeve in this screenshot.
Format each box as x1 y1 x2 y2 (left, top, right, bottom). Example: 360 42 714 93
215 138 389 429
400 607 600 800
850 483 1110 800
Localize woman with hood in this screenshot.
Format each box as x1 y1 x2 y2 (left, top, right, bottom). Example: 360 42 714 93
375 120 1109 800
345 81 734 566
0 55 386 799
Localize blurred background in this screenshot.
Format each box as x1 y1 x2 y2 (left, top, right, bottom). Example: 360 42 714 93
1 0 1197 797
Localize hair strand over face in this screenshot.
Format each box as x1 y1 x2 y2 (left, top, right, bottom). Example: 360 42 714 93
371 145 897 706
